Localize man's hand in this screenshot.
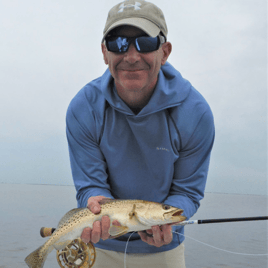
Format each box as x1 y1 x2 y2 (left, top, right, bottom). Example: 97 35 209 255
81 196 120 244
138 224 173 247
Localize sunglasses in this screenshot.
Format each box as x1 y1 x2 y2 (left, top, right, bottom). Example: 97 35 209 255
105 35 165 53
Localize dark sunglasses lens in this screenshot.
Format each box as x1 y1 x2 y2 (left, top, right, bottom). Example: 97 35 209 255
107 37 129 53
106 36 160 53
136 36 159 52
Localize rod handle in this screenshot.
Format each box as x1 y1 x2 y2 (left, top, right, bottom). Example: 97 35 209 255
40 227 56 237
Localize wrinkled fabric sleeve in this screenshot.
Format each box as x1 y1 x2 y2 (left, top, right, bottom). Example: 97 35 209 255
66 101 114 208
164 109 215 220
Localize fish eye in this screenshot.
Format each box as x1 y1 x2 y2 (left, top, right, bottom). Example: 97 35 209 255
162 204 170 210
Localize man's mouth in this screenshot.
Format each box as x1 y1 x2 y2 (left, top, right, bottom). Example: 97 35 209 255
119 69 143 72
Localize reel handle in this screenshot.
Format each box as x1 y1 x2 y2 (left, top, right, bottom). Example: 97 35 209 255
40 227 56 238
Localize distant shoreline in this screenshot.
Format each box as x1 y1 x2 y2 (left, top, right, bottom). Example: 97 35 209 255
1 182 267 196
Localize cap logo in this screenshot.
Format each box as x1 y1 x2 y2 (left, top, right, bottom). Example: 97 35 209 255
118 2 142 13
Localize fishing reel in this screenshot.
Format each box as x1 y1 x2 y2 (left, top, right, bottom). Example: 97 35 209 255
40 227 96 268
56 238 96 268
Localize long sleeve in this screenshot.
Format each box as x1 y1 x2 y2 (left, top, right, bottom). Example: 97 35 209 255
66 90 114 208
164 107 215 220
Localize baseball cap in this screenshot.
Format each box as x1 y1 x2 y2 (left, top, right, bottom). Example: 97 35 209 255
102 0 168 42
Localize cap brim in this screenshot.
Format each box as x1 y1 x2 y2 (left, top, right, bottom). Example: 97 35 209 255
102 17 160 42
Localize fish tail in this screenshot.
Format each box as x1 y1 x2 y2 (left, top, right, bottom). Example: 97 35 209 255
24 243 53 268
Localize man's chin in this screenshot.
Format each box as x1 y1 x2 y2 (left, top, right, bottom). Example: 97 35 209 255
122 72 143 81
121 83 144 92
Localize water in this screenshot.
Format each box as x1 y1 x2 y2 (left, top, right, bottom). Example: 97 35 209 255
0 184 267 268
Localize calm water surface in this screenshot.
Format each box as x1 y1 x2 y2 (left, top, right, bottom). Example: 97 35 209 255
0 184 267 268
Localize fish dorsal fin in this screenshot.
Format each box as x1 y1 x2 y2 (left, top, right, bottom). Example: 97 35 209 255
57 208 84 227
99 198 115 205
109 225 129 238
53 240 73 250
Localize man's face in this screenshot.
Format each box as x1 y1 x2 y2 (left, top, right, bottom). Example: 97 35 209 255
101 26 171 109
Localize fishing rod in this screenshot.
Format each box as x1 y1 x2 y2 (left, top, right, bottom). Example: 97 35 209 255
177 216 268 226
40 216 268 237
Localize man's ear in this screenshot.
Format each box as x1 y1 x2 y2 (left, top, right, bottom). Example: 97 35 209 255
101 43 109 65
161 42 172 65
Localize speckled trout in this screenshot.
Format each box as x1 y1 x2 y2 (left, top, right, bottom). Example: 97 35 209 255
25 199 186 268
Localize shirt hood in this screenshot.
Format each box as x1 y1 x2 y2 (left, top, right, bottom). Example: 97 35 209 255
100 62 192 116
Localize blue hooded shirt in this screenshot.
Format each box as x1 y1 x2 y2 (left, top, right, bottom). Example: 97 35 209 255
66 62 215 253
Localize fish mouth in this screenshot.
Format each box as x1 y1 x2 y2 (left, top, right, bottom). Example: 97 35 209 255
172 210 183 217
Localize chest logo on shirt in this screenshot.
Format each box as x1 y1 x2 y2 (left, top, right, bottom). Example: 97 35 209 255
156 147 170 152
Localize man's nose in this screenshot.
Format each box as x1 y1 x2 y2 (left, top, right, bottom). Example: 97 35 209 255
124 43 141 63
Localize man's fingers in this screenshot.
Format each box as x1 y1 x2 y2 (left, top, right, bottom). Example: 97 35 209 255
138 231 145 240
146 229 153 235
101 216 110 240
162 224 173 244
152 226 162 247
81 227 91 244
91 221 101 243
90 205 101 214
138 231 149 243
111 220 121 226
82 216 114 243
138 231 154 246
138 225 173 247
87 202 101 214
87 196 109 214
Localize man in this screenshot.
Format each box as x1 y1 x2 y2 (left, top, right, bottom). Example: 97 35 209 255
66 0 215 267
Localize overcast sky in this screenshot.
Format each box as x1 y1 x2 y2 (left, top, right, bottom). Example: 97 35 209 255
0 0 267 195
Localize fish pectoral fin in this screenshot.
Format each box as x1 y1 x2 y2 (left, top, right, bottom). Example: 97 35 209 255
109 225 129 237
53 240 73 250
